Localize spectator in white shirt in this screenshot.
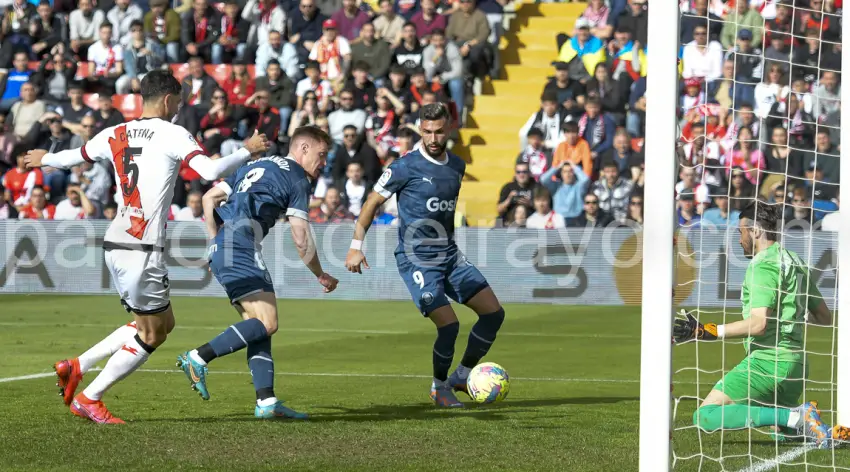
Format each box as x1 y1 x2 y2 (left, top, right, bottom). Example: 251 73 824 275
86 22 128 95
54 183 96 220
682 25 724 84
256 30 300 80
69 0 105 58
176 190 205 221
107 0 143 46
526 187 566 230
327 88 367 144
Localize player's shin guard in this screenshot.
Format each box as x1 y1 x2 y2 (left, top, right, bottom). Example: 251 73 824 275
433 322 460 382
693 404 794 432
460 308 505 368
247 337 275 403
194 318 269 365
78 322 138 373
81 334 155 401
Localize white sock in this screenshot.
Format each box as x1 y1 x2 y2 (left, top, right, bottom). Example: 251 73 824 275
257 397 278 407
788 410 802 429
433 377 447 388
455 365 471 380
189 349 207 366
82 336 152 401
78 322 138 373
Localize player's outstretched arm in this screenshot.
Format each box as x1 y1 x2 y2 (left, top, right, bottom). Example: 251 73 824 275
289 216 338 293
807 299 833 326
345 191 388 274
26 148 87 169
188 130 269 181
201 186 228 239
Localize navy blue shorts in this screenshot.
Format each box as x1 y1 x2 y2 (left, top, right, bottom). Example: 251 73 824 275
209 234 274 304
395 251 490 316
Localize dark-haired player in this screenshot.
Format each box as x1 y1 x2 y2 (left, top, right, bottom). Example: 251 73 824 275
344 103 506 408
25 70 270 423
673 201 849 447
176 126 338 419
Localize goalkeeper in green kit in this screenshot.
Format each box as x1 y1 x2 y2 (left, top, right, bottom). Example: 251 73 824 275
673 202 849 449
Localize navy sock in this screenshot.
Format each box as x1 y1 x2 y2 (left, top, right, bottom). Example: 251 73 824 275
201 318 269 363
247 336 275 401
461 308 505 368
433 322 460 382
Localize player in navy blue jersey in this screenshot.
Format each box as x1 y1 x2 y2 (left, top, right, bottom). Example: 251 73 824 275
344 103 506 408
176 126 339 419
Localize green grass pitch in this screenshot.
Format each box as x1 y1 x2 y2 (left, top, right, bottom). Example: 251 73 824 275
0 295 847 471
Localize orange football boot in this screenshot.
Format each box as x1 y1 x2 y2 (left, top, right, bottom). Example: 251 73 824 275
54 358 83 406
70 393 125 424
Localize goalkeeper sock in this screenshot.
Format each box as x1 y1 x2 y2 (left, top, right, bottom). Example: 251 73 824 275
78 322 138 373
433 322 459 382
693 404 793 432
460 308 505 368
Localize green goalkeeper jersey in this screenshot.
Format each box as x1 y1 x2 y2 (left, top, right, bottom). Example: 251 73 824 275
741 243 823 362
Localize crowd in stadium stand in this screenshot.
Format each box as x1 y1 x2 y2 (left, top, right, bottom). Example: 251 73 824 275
500 0 842 231
0 0 506 222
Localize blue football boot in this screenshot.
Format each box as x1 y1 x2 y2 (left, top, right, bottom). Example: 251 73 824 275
176 352 210 400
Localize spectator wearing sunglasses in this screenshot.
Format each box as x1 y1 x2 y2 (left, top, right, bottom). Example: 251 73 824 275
32 53 78 106
568 194 613 228
496 162 541 224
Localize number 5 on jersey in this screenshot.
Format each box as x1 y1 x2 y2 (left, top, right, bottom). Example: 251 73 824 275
109 125 147 239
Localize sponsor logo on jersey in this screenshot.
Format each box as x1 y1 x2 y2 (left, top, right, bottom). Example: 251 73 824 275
378 169 392 187
426 197 457 212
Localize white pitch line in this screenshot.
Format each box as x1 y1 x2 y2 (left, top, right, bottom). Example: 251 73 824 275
0 321 636 339
735 445 816 472
0 372 57 383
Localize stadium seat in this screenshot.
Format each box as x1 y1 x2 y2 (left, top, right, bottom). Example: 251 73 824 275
114 94 143 120
205 64 231 85
170 63 191 82
83 93 101 110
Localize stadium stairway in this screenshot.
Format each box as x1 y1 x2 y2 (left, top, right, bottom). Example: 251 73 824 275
455 2 585 227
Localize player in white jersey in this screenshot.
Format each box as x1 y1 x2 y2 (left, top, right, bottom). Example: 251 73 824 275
24 70 270 424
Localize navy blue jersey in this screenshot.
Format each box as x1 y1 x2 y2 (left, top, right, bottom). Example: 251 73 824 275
216 156 311 240
374 146 465 256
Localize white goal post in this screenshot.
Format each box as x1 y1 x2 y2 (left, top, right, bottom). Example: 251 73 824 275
639 1 850 471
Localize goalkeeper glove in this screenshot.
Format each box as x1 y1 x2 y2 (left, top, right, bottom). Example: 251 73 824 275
672 310 719 344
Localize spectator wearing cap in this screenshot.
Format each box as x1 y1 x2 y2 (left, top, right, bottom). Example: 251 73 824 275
680 77 704 117
255 60 296 124
526 187 565 230
309 18 352 85
680 0 722 44
556 17 605 85
701 194 740 228
518 92 566 152
256 30 300 80
212 0 249 65
423 29 464 118
123 20 165 93
107 0 143 46
296 60 333 113
328 88 368 144
592 159 633 223
539 159 589 220
346 61 378 111
289 0 327 62
543 62 586 115
720 0 765 49
409 0 446 43
181 0 221 64
579 96 615 160
30 1 68 60
17 185 55 219
392 22 424 73
567 193 612 228
676 189 701 228
497 162 541 223
69 0 105 58
516 128 552 181
144 0 181 64
615 0 647 45
9 83 47 139
681 25 723 84
724 29 763 108
374 0 407 47
552 121 592 173
445 0 491 80
241 0 286 53
331 0 370 41
0 52 32 113
351 23 391 83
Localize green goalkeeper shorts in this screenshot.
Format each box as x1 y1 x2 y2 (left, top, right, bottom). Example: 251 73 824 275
712 355 807 408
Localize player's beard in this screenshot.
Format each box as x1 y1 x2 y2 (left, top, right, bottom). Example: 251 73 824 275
423 139 447 158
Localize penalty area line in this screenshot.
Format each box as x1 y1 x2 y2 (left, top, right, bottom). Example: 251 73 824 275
734 444 816 472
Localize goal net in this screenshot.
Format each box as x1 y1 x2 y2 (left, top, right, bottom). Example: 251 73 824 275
639 1 849 471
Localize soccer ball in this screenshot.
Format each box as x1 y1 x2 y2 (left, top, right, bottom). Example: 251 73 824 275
467 362 510 404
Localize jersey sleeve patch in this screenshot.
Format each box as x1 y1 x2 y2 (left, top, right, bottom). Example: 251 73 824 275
374 162 406 198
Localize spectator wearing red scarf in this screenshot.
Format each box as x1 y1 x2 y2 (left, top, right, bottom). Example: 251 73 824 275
212 0 249 64
180 0 221 63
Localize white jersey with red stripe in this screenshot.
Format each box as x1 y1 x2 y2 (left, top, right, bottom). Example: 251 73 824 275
81 118 204 248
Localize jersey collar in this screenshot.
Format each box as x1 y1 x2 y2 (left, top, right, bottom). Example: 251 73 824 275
415 143 448 166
